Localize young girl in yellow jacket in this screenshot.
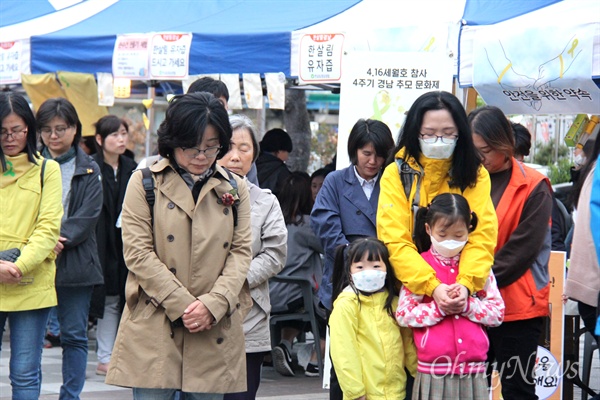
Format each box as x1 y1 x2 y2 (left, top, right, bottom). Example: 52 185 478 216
329 237 417 400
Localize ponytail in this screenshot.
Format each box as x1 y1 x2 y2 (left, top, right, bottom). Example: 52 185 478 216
331 243 350 307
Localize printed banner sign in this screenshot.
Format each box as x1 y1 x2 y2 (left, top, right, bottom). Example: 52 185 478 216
298 33 344 84
149 33 192 79
113 35 150 79
0 41 23 84
473 23 600 114
337 51 453 168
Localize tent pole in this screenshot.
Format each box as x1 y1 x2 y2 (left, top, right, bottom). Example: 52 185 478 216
146 83 156 158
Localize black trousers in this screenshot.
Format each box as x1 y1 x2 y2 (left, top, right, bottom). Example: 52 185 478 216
223 352 266 400
487 317 544 400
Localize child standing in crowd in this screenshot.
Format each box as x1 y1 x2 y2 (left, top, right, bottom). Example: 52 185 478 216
329 237 416 400
396 193 504 400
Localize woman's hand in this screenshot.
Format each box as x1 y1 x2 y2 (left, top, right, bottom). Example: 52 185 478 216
54 236 67 255
182 299 215 333
0 260 22 284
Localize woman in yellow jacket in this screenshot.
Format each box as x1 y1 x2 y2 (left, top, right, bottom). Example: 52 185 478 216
0 92 63 399
377 91 497 314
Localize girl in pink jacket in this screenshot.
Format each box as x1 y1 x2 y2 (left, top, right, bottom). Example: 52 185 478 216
396 193 504 400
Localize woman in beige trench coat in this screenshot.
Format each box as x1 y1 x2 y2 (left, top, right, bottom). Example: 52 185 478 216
105 92 252 400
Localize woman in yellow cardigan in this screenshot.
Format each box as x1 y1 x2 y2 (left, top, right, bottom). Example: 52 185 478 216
377 91 497 315
0 92 63 399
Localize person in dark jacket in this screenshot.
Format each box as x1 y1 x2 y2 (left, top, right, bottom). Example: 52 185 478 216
37 98 103 400
91 115 137 376
256 128 292 195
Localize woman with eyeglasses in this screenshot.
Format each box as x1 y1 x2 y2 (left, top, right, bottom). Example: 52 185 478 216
36 97 104 400
105 92 252 399
90 115 137 376
377 91 498 327
0 92 63 399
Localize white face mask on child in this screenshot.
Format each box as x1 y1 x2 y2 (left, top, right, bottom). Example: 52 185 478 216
430 236 467 258
351 270 387 293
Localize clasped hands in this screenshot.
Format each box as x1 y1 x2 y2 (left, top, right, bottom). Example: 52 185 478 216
0 260 22 284
182 299 215 333
432 283 469 315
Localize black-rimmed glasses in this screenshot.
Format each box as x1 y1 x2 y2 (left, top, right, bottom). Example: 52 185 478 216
181 145 222 159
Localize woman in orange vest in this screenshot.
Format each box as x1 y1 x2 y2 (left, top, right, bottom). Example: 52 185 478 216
469 106 553 400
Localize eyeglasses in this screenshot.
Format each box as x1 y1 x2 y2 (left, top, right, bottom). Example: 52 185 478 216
181 145 222 159
39 125 70 138
419 133 458 144
0 128 27 140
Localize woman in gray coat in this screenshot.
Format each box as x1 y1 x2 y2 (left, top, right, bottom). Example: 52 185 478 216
37 98 103 400
219 114 287 400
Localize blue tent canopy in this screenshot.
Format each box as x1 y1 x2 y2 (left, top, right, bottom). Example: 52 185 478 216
461 0 562 25
10 0 360 76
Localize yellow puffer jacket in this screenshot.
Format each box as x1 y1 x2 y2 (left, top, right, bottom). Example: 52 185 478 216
0 154 62 311
377 149 497 296
330 288 417 400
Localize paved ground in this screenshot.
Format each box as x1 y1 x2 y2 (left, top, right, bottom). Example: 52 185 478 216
0 329 597 399
0 331 328 400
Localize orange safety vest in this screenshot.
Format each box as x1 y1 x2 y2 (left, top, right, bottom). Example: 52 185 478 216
495 158 551 322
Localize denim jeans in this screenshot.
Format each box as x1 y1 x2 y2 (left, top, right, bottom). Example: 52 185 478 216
46 306 60 336
0 308 51 400
56 285 94 400
133 388 223 400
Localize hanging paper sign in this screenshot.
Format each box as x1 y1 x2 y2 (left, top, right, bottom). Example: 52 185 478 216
149 33 192 80
0 41 23 84
113 35 150 79
337 51 453 169
299 33 344 84
473 23 600 114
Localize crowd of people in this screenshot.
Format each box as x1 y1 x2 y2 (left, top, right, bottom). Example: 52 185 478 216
1 82 599 400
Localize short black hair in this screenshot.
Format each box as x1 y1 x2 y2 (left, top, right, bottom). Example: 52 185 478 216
347 119 394 165
0 92 38 171
260 128 293 153
36 97 83 149
94 115 129 152
310 167 331 182
512 122 531 158
157 92 231 161
392 91 481 191
187 77 229 101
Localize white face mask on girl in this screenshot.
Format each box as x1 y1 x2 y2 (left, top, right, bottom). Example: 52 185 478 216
430 236 467 258
351 270 387 293
419 138 457 160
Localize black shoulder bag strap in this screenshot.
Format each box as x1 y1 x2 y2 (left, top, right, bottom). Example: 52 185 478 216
395 158 423 242
225 169 239 227
141 167 155 225
40 158 47 189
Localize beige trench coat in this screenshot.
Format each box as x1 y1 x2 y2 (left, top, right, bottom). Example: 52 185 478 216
105 159 252 393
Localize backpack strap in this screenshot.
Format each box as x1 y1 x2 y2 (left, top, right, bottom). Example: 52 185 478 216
395 158 423 242
225 169 239 227
141 167 155 224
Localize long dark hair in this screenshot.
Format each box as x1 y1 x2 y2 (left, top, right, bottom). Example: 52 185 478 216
36 97 82 149
389 91 481 190
332 237 398 318
0 92 38 171
413 193 478 253
571 138 600 207
278 171 312 225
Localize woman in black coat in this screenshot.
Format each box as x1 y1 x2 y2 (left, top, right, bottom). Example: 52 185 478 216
91 115 137 376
